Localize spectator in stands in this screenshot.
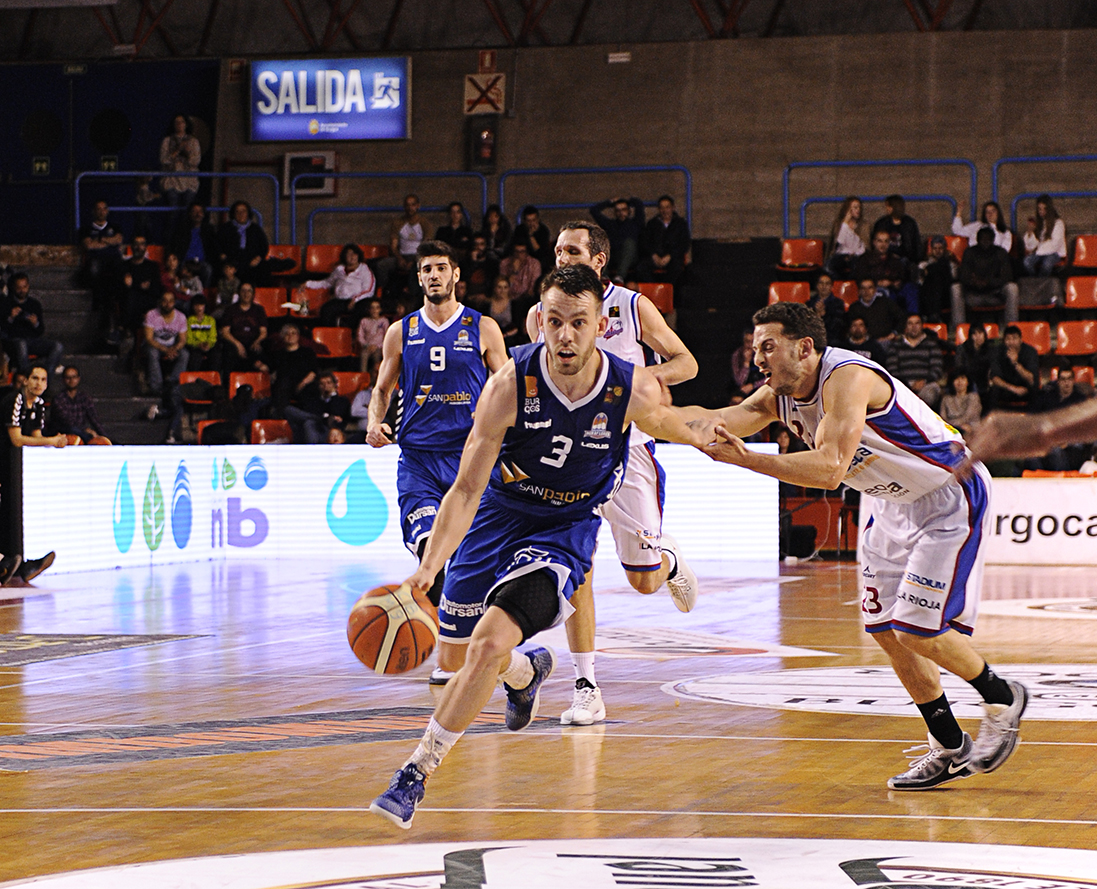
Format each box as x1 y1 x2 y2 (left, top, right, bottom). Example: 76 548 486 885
133 176 159 242
256 322 318 418
79 200 124 318
886 313 944 408
460 234 497 308
917 235 960 323
48 365 107 443
220 282 267 376
729 328 763 405
872 194 922 267
825 196 869 279
212 260 240 321
986 324 1039 411
1025 365 1092 470
118 237 162 340
0 365 61 584
953 201 1012 252
144 291 188 400
499 241 542 304
840 316 888 365
176 261 203 310
185 295 217 372
511 205 555 272
1022 195 1067 277
480 203 512 262
846 278 905 343
1080 445 1097 475
356 298 388 378
591 196 645 283
808 272 847 345
955 322 993 396
159 114 201 223
284 370 350 444
160 252 184 303
436 202 474 258
1 273 64 376
217 200 272 287
348 378 372 440
169 203 218 288
637 195 691 286
377 193 433 299
300 243 377 329
852 230 918 313
486 275 521 348
940 368 982 439
956 226 1019 326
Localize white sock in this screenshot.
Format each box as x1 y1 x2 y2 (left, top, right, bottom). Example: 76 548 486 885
407 717 463 777
570 651 596 685
499 649 535 689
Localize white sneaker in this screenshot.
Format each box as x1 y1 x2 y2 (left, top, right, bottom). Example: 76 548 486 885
661 534 697 612
887 732 973 790
969 679 1029 774
560 678 605 725
428 667 455 686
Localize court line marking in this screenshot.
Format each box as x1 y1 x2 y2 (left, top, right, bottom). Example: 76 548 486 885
0 806 1093 827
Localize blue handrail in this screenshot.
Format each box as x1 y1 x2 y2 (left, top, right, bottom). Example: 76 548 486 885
783 158 977 239
308 204 452 245
290 171 488 246
499 165 692 230
1009 190 1097 234
75 170 280 239
799 194 958 238
993 154 1097 205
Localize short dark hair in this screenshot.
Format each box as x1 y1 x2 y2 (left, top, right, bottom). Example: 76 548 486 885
521 204 539 218
1003 324 1022 339
320 370 338 383
416 240 458 268
64 365 79 376
558 220 610 264
752 301 828 355
28 364 50 378
886 194 905 215
657 194 675 205
448 201 464 212
190 294 206 307
341 243 365 265
10 272 28 287
541 263 604 305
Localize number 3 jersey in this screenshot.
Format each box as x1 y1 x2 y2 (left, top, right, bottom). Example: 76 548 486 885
397 305 487 451
488 342 633 521
774 346 967 503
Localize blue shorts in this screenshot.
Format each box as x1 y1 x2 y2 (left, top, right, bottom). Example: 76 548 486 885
396 447 462 554
437 493 600 643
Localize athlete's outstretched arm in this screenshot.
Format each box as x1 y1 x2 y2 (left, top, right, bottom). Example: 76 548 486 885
675 385 780 441
479 315 509 373
636 295 697 386
625 367 707 447
366 321 404 447
407 362 518 593
959 398 1097 468
703 364 884 490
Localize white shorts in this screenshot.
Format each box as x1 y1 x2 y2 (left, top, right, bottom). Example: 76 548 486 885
597 441 665 572
858 463 991 638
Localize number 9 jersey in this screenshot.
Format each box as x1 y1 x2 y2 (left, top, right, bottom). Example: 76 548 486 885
397 306 488 451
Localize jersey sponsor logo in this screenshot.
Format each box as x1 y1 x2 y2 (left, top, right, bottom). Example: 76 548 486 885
409 315 420 335
581 441 609 450
507 545 553 569
439 594 486 619
525 376 539 397
584 412 611 440
515 482 592 505
844 446 878 479
608 305 621 317
896 590 942 610
498 461 531 484
604 321 625 340
415 384 432 406
862 480 910 498
905 571 947 592
454 329 475 351
415 385 473 407
603 385 624 404
524 397 541 414
524 420 552 429
406 505 437 524
461 314 473 325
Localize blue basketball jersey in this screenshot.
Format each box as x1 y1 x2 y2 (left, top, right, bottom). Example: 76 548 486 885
397 305 488 451
488 342 633 521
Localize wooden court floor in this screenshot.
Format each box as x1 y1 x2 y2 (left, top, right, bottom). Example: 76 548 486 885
0 556 1094 883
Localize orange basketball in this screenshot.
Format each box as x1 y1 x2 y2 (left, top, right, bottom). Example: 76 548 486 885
347 583 439 674
88 435 113 446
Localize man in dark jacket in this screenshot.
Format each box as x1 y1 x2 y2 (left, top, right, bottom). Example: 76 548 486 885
636 195 691 286
590 196 645 282
872 194 922 267
0 274 63 375
169 202 219 287
987 324 1039 411
955 226 1019 327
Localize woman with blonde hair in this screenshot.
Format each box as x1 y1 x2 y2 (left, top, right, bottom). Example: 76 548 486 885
826 196 869 278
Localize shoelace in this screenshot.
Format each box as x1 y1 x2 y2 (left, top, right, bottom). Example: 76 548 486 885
899 743 940 770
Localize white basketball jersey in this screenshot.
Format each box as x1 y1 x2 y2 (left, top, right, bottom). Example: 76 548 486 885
775 347 966 502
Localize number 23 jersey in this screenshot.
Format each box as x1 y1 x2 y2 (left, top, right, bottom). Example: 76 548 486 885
489 342 633 521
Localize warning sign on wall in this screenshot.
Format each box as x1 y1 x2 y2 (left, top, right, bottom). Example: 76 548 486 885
464 73 506 115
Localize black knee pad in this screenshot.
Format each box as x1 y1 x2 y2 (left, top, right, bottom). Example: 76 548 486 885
488 570 560 642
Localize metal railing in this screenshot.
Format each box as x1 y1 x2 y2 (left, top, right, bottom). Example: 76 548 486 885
290 171 488 246
783 158 977 238
798 194 958 238
992 154 1097 205
499 165 692 230
75 170 280 237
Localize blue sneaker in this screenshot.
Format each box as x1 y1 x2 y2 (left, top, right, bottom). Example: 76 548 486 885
504 645 556 731
369 763 426 829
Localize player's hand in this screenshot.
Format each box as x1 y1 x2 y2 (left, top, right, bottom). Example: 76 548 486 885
404 568 434 597
955 411 1048 478
52 434 68 448
685 416 719 445
366 422 393 447
701 424 751 465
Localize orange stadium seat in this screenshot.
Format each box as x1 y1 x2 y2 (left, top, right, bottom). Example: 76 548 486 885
360 244 389 261
333 371 368 397
1051 364 1095 386
1064 277 1097 310
179 371 221 407
305 244 345 275
268 244 302 277
832 280 858 306
145 244 164 263
1055 321 1097 356
636 281 674 313
924 323 948 342
251 420 293 445
252 287 289 318
1073 235 1097 268
767 281 810 304
778 238 824 270
944 235 967 262
955 322 999 344
311 326 355 359
229 372 271 400
1015 320 1051 355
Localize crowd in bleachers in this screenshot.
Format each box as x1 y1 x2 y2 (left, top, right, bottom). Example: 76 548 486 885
768 193 1097 475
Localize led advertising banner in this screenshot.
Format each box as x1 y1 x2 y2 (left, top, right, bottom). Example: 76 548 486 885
250 57 410 141
22 444 778 574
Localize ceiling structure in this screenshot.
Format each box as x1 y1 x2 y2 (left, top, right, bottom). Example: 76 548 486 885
2 0 1096 62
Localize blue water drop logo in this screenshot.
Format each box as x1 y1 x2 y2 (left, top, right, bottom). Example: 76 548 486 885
244 456 268 491
172 461 192 549
326 460 387 546
113 462 136 553
211 458 219 491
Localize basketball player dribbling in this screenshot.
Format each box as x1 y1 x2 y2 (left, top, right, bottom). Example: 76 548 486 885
682 302 1028 791
525 221 699 726
367 240 508 682
370 265 708 829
